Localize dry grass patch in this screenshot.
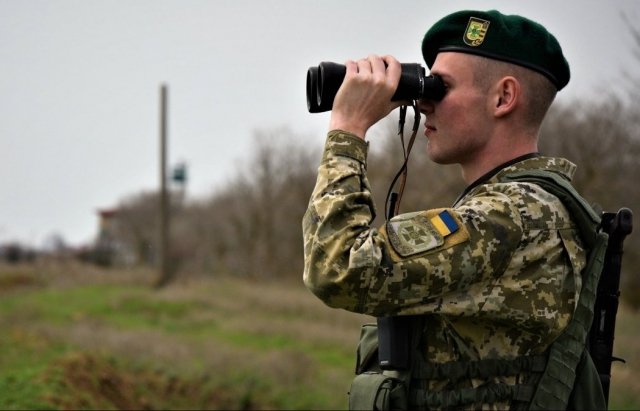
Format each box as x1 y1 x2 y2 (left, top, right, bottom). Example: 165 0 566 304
0 263 369 409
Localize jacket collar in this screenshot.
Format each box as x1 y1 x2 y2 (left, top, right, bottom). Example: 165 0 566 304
454 154 577 205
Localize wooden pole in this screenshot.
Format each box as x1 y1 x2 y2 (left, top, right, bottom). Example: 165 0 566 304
157 84 170 287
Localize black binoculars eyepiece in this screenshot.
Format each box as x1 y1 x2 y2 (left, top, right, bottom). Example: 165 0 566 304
306 62 446 113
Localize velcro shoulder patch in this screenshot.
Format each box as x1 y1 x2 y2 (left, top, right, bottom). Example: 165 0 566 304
385 209 465 258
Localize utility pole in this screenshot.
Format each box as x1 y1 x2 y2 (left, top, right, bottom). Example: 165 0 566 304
157 84 171 288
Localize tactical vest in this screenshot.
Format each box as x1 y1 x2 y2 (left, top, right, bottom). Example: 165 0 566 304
349 170 608 410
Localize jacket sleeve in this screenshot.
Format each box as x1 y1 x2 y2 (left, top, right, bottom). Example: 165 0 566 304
302 131 525 318
302 130 386 313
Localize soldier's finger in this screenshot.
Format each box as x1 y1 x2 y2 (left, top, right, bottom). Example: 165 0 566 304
382 55 402 85
356 58 372 75
344 60 358 77
368 54 386 76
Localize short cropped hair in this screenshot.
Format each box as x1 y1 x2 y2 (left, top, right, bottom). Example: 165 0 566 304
470 55 557 130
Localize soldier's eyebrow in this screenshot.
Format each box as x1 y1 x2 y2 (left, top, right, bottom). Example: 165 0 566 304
430 69 452 83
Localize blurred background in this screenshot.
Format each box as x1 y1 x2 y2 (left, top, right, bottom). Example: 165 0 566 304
1 0 639 409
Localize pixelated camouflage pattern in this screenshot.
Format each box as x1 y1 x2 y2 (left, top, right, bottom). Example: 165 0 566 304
303 130 586 403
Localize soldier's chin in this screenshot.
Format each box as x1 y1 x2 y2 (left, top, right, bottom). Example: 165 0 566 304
426 145 455 165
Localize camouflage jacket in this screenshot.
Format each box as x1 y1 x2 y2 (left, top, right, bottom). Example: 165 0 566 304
303 130 586 373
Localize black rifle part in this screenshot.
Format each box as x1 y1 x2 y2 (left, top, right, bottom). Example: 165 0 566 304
588 207 633 404
377 316 412 370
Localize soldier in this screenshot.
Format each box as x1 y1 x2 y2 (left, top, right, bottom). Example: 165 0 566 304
303 9 606 410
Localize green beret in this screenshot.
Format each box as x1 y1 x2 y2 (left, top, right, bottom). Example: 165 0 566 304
422 10 570 90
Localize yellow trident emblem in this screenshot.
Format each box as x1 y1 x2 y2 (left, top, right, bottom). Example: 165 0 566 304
464 17 490 47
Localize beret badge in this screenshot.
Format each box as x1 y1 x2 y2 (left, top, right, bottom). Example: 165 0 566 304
463 17 490 47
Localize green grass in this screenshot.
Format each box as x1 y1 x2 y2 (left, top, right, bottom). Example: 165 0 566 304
0 263 366 409
0 327 70 410
0 368 54 410
1 262 639 410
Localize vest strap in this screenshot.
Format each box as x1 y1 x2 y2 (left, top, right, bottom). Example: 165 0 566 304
412 382 535 408
412 355 547 382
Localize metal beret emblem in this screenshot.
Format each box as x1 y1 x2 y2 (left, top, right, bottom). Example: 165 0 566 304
464 17 490 47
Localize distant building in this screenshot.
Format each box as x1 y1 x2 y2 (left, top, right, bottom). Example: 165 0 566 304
94 208 136 266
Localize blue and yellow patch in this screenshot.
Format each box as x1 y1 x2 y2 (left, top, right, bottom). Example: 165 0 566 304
384 209 468 259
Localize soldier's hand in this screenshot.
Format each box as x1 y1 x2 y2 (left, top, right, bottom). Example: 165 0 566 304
329 54 403 139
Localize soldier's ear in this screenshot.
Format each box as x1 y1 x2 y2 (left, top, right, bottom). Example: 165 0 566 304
493 76 519 118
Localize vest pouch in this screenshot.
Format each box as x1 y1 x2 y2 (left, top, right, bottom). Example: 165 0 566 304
356 323 380 374
349 372 407 411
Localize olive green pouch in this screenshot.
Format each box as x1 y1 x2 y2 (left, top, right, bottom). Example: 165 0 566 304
349 372 406 411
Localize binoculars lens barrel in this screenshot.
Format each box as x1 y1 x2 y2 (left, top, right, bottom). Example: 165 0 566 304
306 62 445 113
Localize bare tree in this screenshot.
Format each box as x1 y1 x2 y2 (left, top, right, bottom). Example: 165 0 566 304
180 127 318 279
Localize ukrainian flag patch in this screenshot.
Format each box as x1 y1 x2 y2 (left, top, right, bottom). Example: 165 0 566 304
430 210 459 237
384 209 465 259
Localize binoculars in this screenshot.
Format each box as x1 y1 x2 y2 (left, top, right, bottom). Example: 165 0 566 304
306 62 446 113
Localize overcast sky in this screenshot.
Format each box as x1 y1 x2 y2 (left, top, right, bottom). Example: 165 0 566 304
1 0 638 247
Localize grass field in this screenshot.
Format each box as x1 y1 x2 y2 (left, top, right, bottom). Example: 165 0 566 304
0 261 638 410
